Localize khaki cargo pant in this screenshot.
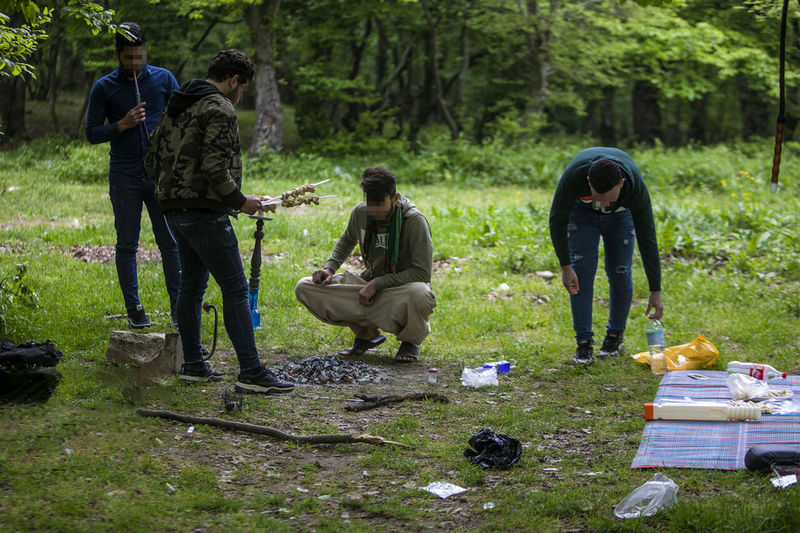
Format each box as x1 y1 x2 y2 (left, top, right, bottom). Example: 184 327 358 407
295 271 436 345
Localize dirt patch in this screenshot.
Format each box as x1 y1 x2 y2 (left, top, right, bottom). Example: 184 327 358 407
485 290 550 304
70 245 164 264
0 243 25 254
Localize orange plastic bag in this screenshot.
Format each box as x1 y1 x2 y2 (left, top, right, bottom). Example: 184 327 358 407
632 335 719 371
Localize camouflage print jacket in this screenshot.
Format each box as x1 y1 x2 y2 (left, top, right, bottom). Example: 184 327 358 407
145 79 246 213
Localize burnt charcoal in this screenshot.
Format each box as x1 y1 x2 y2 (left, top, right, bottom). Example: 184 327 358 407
272 356 385 385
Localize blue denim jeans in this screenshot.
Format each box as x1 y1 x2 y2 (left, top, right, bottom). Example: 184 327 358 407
166 211 261 372
109 170 180 312
567 203 635 344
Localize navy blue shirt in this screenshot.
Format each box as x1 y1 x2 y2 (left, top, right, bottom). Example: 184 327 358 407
85 64 178 174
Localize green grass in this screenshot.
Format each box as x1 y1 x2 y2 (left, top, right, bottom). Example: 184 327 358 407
1 139 800 531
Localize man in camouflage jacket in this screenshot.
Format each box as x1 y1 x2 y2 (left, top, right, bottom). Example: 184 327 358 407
145 49 293 394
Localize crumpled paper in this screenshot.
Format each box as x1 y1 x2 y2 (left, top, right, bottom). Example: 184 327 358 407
419 482 467 499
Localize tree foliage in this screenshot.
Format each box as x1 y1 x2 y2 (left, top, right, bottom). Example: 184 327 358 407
3 0 797 147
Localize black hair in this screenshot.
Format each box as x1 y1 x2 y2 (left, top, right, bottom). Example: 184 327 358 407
587 159 623 193
206 49 255 84
361 167 397 202
116 22 145 52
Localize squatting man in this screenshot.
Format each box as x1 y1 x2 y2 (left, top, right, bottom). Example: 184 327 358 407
295 167 437 362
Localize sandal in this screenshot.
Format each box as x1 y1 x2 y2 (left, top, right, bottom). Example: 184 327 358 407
339 334 386 356
394 342 420 363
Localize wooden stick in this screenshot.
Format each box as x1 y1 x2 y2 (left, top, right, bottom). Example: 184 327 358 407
137 408 410 447
345 392 449 412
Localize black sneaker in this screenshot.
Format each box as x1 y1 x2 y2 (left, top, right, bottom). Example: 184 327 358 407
235 367 294 395
573 342 594 365
597 331 624 357
181 361 223 382
127 305 151 329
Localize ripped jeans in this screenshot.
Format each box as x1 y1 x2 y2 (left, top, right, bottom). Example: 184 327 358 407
567 203 635 344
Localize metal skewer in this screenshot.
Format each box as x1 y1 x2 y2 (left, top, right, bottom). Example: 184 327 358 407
132 69 149 138
260 194 337 208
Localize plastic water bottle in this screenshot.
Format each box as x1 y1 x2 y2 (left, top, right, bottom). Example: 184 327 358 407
646 319 665 354
646 319 666 374
727 361 786 380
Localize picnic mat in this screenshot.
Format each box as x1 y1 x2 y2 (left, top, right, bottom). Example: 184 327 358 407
632 370 800 470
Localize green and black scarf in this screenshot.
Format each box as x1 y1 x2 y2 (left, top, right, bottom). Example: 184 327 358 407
363 205 402 275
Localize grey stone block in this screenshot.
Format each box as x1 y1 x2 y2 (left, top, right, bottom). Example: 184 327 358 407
106 330 183 378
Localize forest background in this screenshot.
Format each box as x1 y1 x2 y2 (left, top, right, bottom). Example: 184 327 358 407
0 0 796 152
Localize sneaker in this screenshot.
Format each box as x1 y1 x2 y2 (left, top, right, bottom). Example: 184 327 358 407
180 361 223 382
127 305 151 329
235 367 294 395
597 331 624 357
573 341 594 365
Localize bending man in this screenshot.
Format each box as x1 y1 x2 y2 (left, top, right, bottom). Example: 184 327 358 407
296 167 436 362
549 147 663 365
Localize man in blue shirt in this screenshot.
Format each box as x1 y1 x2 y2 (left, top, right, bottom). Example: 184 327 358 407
86 22 181 329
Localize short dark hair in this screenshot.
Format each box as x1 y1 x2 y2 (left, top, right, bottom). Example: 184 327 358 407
361 167 396 202
206 49 255 84
116 22 145 52
588 159 623 193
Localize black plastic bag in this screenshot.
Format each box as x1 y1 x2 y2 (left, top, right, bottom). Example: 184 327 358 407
0 341 63 403
745 445 800 474
463 428 522 469
0 340 62 369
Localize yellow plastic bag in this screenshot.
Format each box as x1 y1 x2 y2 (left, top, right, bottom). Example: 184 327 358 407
632 335 719 371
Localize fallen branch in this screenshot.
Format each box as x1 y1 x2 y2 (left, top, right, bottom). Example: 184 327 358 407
346 392 449 412
137 408 410 447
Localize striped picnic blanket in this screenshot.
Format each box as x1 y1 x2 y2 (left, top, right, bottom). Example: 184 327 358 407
632 370 800 470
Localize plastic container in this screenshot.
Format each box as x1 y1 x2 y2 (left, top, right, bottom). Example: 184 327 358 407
645 319 665 354
428 368 439 384
650 351 667 375
248 291 261 329
614 473 678 519
482 360 511 373
644 401 761 421
727 361 786 380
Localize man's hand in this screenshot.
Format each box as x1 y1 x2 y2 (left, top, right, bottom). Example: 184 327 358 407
358 279 378 306
117 102 146 132
240 195 262 215
646 291 664 320
561 265 579 295
312 268 334 286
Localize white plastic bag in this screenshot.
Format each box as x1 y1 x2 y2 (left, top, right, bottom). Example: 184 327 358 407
461 366 498 388
727 373 793 401
614 473 678 519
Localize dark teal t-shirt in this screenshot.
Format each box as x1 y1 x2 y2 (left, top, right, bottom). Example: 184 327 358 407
548 147 661 292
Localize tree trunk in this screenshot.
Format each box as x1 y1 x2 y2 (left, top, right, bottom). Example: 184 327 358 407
421 0 459 140
456 1 475 107
47 44 61 133
519 0 553 121
632 80 661 144
0 76 27 142
688 94 707 143
737 76 769 138
75 77 95 139
343 18 372 132
245 0 284 155
599 85 616 146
